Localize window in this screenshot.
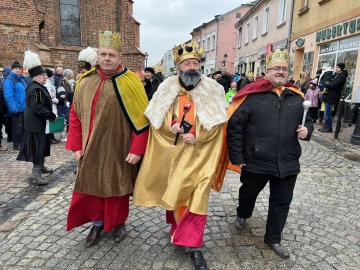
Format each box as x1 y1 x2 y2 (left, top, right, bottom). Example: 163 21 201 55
262 6 270 34
207 37 211 52
202 39 206 51
301 0 309 8
253 15 258 39
236 13 241 18
278 0 286 25
245 22 250 44
60 0 81 45
212 35 216 50
299 0 309 14
237 28 242 48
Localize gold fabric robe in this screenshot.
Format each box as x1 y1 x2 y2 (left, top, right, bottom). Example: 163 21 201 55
133 76 226 215
73 69 142 197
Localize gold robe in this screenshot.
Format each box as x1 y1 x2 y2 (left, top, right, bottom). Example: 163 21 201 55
133 75 227 215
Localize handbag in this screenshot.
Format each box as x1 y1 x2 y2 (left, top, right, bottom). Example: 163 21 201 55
45 117 65 134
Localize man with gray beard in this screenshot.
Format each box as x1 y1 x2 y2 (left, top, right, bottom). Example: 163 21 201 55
133 41 227 270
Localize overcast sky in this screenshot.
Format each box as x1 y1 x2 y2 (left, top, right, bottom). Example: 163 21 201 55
133 0 252 67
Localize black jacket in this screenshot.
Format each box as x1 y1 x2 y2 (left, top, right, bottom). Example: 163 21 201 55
322 70 348 104
24 81 56 133
227 89 314 178
216 78 228 93
54 73 63 89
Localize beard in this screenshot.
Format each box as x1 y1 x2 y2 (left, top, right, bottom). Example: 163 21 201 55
179 69 202 87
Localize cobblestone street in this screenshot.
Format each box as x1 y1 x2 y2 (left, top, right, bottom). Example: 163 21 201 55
0 137 359 270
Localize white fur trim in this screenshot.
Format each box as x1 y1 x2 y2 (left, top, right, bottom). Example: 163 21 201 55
145 75 227 131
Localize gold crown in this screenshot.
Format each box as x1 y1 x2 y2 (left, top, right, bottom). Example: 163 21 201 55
98 30 122 51
266 48 289 67
173 41 204 65
247 72 254 77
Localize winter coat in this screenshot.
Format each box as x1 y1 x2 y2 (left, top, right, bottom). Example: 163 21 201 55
0 67 11 114
24 81 56 133
227 89 314 178
225 88 236 105
3 72 27 113
237 79 252 91
299 79 311 94
54 73 63 89
305 87 320 108
216 78 228 93
44 78 59 115
322 70 348 104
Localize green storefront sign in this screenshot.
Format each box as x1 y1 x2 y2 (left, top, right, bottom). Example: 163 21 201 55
316 18 360 43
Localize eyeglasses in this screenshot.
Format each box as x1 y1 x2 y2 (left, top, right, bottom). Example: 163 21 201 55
267 67 289 73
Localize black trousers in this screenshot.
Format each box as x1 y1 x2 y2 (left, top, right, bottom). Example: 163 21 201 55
237 170 297 244
12 112 24 147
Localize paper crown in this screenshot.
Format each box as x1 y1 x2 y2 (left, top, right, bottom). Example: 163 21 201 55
266 48 289 67
247 71 254 77
98 30 122 51
173 41 203 65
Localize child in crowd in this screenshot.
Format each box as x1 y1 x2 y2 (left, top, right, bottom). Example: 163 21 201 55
305 80 321 123
226 82 237 107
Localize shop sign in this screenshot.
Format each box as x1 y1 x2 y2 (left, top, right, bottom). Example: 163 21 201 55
257 47 266 59
319 41 338 54
316 17 360 43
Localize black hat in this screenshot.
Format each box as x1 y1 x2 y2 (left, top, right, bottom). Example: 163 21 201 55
144 67 155 74
11 61 22 70
213 70 222 75
316 69 322 75
45 68 54 78
336 63 345 71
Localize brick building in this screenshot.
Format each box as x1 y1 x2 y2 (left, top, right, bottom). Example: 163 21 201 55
0 0 145 73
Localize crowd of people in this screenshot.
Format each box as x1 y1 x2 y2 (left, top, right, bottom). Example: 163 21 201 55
0 29 349 269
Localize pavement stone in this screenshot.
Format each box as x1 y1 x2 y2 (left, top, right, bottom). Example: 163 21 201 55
0 135 359 269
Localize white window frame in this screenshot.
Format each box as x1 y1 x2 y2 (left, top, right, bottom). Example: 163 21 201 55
237 28 242 48
253 15 258 39
212 35 216 50
278 0 287 25
202 39 206 51
207 37 211 52
245 22 250 44
262 5 270 34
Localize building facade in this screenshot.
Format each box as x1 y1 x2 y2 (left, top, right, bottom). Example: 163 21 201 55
191 3 253 75
234 0 292 76
0 0 145 72
290 0 360 100
162 50 175 78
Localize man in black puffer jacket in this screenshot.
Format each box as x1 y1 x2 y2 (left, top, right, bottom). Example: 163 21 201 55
227 48 314 259
319 63 348 133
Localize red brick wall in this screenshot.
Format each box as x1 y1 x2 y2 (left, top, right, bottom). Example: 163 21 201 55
0 0 144 73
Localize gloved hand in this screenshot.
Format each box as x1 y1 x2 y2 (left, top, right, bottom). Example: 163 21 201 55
12 111 19 117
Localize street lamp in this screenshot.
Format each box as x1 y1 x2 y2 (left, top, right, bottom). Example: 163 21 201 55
222 53 228 67
145 52 148 67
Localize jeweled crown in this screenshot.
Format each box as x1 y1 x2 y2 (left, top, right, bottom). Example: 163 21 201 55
266 48 289 67
247 72 254 77
98 30 122 51
173 41 204 65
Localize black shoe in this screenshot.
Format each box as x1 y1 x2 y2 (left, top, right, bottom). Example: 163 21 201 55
264 240 290 259
50 138 59 144
190 250 207 270
13 146 20 151
319 128 333 133
85 225 104 248
113 223 126 243
235 216 246 230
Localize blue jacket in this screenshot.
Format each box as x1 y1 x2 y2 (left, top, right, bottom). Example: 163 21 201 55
3 72 27 113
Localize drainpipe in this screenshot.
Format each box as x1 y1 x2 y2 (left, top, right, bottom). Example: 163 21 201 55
287 0 295 51
215 15 220 70
117 0 121 32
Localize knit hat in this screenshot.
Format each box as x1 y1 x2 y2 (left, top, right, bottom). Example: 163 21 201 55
336 63 345 71
45 68 54 78
11 61 22 70
144 67 155 74
23 51 45 77
63 69 73 78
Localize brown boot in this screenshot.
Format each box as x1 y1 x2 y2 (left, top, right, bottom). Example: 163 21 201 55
28 165 48 185
85 225 104 248
113 223 126 243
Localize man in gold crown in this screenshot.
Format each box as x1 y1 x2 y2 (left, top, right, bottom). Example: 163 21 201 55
238 71 254 91
65 30 149 247
226 47 314 258
133 41 227 270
